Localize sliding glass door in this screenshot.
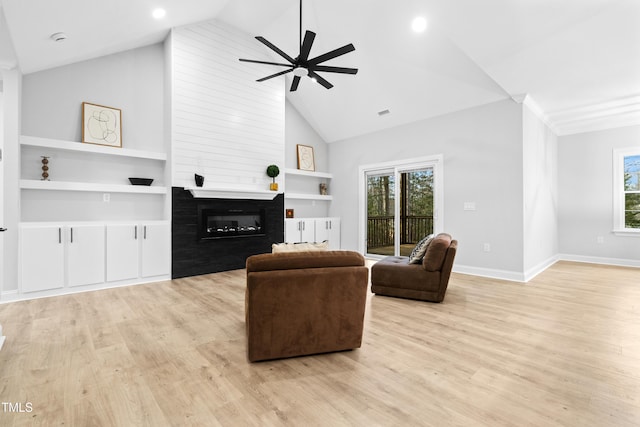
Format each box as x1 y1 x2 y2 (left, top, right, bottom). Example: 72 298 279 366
362 157 441 258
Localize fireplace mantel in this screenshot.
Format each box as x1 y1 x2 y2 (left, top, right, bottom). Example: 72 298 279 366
185 186 280 200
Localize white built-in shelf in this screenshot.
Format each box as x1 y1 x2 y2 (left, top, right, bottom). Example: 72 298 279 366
285 193 333 201
20 135 167 161
20 180 167 194
284 168 332 179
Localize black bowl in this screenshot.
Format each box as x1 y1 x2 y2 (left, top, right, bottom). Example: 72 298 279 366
128 178 154 186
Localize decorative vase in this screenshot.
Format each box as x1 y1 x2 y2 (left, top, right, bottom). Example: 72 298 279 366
270 182 278 191
41 156 50 181
194 174 204 187
319 183 327 195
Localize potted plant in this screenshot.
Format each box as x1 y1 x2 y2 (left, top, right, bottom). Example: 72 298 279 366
266 164 280 191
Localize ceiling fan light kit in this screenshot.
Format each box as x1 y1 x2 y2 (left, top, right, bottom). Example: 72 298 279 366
239 0 358 92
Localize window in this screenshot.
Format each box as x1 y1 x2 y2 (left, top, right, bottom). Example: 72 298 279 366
613 148 640 234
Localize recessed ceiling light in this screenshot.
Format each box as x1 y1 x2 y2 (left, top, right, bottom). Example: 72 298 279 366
152 8 166 19
412 16 427 33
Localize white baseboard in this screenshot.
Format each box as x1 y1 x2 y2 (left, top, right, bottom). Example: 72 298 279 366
453 264 526 283
523 255 560 282
558 254 640 268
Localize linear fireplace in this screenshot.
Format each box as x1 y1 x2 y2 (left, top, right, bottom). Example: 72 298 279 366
198 208 265 239
172 188 284 279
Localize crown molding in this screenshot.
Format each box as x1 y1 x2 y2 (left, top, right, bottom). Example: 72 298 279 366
512 94 640 136
546 95 640 136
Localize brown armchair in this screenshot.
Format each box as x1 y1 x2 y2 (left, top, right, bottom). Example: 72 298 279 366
245 250 369 362
371 233 457 302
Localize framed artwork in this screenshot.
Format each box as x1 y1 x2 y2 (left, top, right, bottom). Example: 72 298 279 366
296 144 315 171
82 102 122 148
286 209 295 218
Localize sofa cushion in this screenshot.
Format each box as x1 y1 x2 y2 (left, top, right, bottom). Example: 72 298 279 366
423 233 452 272
272 241 328 253
408 234 434 264
247 250 364 272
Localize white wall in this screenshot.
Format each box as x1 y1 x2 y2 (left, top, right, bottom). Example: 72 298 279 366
22 44 164 151
284 99 330 218
558 125 640 264
329 99 525 279
170 20 284 190
522 101 559 278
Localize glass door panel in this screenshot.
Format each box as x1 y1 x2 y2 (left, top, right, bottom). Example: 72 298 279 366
366 171 395 256
399 168 434 256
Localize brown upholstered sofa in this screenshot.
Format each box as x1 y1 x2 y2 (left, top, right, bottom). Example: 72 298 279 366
245 250 369 362
371 233 457 302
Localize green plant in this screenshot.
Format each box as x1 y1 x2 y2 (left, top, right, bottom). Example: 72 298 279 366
266 164 280 183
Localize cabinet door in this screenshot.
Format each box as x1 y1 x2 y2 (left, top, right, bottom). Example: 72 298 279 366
106 224 139 282
21 226 64 292
326 217 341 250
67 225 105 287
284 219 301 243
300 219 315 243
141 223 170 277
314 218 341 249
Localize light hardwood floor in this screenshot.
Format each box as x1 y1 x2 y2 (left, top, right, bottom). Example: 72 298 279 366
0 261 639 426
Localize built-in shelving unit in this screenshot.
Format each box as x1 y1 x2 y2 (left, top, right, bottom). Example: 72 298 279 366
20 180 167 194
21 136 167 161
284 168 333 201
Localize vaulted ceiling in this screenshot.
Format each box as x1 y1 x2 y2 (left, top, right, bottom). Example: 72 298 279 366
1 0 639 142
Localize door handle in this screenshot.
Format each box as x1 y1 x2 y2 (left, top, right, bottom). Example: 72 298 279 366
134 226 138 240
70 227 74 243
144 226 147 240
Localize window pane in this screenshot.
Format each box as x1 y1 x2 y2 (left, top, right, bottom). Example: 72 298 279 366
625 193 640 229
367 173 395 255
400 169 434 256
624 155 640 191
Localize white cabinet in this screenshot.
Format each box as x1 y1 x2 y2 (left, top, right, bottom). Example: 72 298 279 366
20 220 170 296
106 224 140 282
285 218 316 243
67 224 105 287
314 217 341 250
284 217 341 248
141 223 170 277
21 223 106 292
21 225 64 292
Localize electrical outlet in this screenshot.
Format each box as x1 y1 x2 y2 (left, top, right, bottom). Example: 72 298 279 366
597 236 604 244
483 243 491 252
103 193 110 202
464 202 476 211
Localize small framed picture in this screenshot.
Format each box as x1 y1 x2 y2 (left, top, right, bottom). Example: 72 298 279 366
82 102 122 148
286 209 295 218
296 144 315 172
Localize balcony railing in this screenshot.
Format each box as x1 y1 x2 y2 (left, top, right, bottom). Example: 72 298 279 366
367 215 434 248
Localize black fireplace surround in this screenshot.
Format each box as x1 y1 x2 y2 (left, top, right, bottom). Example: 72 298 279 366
172 188 284 279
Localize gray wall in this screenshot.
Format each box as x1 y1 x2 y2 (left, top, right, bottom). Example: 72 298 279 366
22 43 164 151
329 99 525 278
522 102 559 277
558 125 640 264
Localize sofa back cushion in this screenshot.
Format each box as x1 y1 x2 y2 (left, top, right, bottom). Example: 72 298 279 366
423 233 452 272
247 250 364 273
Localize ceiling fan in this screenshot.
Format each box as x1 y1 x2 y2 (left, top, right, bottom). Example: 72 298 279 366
239 0 358 92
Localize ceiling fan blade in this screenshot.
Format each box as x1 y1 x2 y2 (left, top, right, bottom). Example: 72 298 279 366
239 58 294 67
255 36 296 63
290 75 301 92
308 43 355 66
257 68 294 82
311 65 358 75
308 70 334 89
299 31 316 62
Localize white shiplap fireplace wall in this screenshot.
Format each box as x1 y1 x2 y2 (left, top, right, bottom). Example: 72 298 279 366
170 20 285 190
